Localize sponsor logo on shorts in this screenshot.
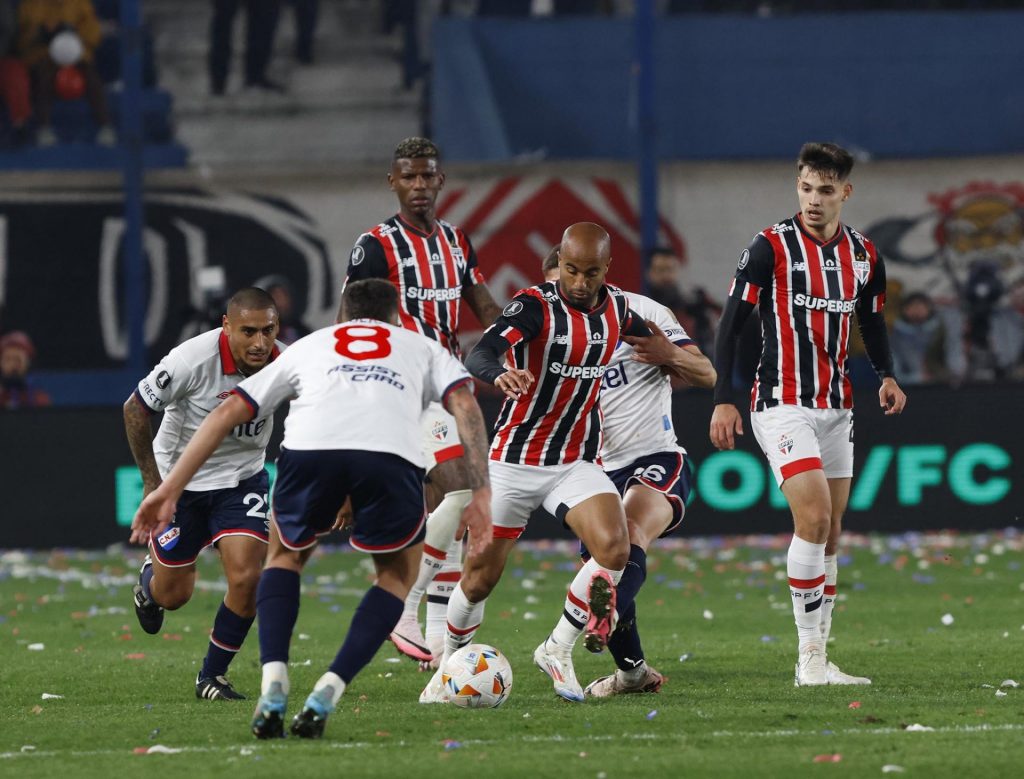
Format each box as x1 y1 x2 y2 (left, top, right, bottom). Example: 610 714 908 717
778 433 794 456
157 526 180 550
431 420 449 441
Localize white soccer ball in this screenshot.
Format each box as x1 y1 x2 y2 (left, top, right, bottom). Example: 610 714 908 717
49 31 84 66
442 643 513 709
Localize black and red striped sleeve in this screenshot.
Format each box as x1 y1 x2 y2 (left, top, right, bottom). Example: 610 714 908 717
855 251 895 379
465 292 544 384
344 233 390 284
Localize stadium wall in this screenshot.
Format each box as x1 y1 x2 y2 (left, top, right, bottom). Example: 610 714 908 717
432 13 1024 161
0 384 1018 549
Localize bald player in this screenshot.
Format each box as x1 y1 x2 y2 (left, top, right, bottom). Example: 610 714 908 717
125 287 284 701
420 223 652 703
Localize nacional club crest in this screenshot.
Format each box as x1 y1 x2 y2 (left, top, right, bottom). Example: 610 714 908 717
777 433 795 456
431 420 449 442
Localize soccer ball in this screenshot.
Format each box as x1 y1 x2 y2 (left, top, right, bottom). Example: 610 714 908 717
442 643 513 709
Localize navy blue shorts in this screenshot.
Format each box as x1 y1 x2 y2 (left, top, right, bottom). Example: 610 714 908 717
271 448 426 553
150 470 270 567
607 451 692 537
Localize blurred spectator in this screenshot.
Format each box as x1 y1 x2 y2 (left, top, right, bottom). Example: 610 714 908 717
645 246 720 356
257 275 310 344
1005 279 1024 381
890 292 948 385
287 0 318 65
1 1 33 146
0 331 51 409
209 0 283 96
16 0 114 146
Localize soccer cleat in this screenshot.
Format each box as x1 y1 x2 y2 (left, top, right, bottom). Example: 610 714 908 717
132 556 164 635
794 645 828 687
390 615 433 663
251 682 287 739
290 686 336 739
533 638 584 702
418 665 449 704
419 635 445 672
826 660 872 685
583 570 617 654
584 665 665 698
196 673 246 701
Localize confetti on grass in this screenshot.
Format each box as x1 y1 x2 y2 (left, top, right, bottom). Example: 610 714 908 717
813 754 842 763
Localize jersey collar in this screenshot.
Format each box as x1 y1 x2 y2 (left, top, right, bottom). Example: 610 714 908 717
218 330 280 375
555 281 609 315
795 213 844 248
396 213 437 239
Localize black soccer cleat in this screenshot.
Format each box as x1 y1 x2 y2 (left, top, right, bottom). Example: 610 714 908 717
196 674 247 701
289 687 335 739
251 684 287 739
132 558 164 635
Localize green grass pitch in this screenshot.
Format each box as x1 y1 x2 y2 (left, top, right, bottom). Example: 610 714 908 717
1 531 1022 778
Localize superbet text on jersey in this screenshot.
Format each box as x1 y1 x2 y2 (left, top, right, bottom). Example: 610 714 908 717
485 282 640 467
729 216 887 411
344 216 486 358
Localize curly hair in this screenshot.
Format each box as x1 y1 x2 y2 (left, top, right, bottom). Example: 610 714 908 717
393 137 440 162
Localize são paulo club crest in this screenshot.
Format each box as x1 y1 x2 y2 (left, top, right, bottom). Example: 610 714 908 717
431 420 449 442
777 433 795 456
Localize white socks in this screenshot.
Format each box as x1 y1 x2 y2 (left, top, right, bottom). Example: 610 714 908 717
443 582 485 663
261 661 289 696
550 558 624 649
787 535 826 651
820 553 838 644
401 490 472 620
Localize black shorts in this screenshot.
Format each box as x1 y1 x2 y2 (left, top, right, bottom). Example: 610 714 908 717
606 451 692 536
271 448 426 553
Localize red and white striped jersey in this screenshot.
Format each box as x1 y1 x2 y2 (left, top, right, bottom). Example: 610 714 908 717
344 215 486 359
485 282 641 466
728 215 887 411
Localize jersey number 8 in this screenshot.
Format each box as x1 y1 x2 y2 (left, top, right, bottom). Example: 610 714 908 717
334 325 393 360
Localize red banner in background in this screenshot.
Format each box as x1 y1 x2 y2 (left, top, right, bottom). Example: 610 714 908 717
437 177 685 304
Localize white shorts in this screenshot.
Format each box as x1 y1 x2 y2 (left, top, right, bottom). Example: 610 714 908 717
489 459 620 539
420 401 464 472
750 405 853 487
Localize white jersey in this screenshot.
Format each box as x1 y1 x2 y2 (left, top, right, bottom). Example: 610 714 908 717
599 292 693 471
135 328 285 491
234 319 472 468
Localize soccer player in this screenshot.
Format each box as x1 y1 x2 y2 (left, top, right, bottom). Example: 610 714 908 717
420 222 652 704
539 252 717 698
710 142 907 686
131 279 493 740
124 287 283 701
344 136 503 666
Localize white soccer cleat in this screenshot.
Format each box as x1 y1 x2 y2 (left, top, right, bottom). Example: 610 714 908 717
390 614 432 663
418 665 449 704
584 665 665 698
533 638 584 702
794 644 828 687
419 635 445 672
826 660 872 685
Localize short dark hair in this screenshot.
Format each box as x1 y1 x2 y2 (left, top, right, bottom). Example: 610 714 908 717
542 244 561 275
342 279 399 322
646 246 679 264
797 142 854 181
227 287 277 313
393 137 440 162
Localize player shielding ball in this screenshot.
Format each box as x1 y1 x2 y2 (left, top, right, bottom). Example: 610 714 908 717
124 287 283 701
538 253 717 698
343 137 502 665
711 142 907 686
131 280 492 739
420 223 652 703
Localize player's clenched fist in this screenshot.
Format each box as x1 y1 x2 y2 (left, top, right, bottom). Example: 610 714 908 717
710 403 744 451
494 368 534 401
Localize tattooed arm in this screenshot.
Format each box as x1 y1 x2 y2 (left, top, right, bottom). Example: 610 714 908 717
445 384 493 557
124 394 163 496
463 283 503 330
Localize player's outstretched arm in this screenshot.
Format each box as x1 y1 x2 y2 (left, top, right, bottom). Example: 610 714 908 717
623 319 716 388
129 395 254 544
123 393 163 495
465 329 535 401
445 386 493 558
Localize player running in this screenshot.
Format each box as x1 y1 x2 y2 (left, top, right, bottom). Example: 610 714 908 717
344 137 502 666
537 250 717 699
131 279 492 740
419 222 653 703
125 287 283 701
711 142 907 687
